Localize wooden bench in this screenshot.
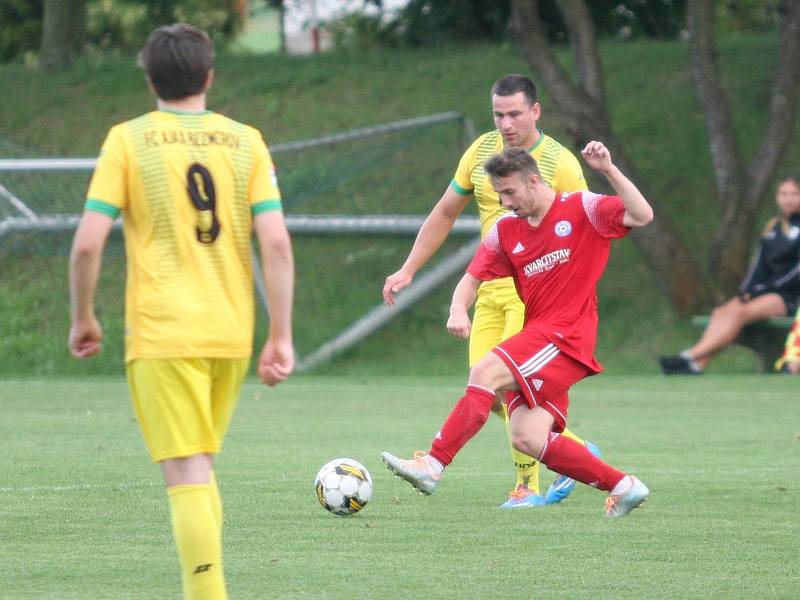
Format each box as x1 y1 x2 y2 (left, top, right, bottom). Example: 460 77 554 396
691 315 793 373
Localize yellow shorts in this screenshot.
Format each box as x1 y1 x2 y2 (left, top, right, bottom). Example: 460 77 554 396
469 279 524 367
126 357 250 463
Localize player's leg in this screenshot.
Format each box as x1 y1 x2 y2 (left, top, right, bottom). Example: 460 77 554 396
208 470 222 530
205 358 249 531
509 403 616 490
497 293 597 506
508 404 648 517
127 358 232 600
496 293 543 506
542 430 601 505
382 352 516 495
661 293 786 374
470 285 543 507
498 335 649 517
162 453 225 600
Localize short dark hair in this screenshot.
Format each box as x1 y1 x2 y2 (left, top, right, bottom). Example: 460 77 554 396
139 24 214 101
490 74 538 105
484 148 540 179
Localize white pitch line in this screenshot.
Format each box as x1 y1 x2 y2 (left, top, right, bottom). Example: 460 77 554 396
0 478 291 494
0 481 162 494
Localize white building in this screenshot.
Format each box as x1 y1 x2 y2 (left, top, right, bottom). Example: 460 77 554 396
283 0 409 54
236 0 409 55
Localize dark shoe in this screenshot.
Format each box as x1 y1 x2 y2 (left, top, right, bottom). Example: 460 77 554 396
778 362 800 374
659 355 702 375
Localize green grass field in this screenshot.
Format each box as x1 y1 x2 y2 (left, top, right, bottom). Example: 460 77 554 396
2 375 797 599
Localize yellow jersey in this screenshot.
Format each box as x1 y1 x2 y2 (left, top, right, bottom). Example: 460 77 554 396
451 129 586 238
85 110 282 361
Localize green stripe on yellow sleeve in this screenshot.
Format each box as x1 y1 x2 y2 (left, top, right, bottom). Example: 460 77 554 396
84 198 121 218
252 199 283 215
449 179 471 196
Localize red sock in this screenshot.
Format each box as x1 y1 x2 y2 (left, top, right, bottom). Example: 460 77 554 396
429 385 495 466
540 433 624 491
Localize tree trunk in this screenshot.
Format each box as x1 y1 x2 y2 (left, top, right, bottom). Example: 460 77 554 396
558 0 606 108
510 0 715 312
686 0 748 292
688 0 800 292
41 0 86 69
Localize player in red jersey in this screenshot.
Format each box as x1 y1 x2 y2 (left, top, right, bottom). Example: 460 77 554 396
382 142 654 517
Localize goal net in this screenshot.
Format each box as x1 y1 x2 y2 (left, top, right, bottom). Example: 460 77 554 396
0 112 480 375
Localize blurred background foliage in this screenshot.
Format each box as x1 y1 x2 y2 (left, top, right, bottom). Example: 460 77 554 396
326 0 783 51
0 0 786 63
1 0 241 63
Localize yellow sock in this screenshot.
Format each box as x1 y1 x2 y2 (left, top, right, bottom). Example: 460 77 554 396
208 471 222 532
502 403 540 494
167 484 227 600
561 427 585 445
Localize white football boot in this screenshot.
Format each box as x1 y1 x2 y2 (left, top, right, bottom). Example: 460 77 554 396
381 451 442 495
604 476 650 517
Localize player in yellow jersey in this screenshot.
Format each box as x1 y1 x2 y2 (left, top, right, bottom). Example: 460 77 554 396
383 74 600 508
68 24 294 600
776 307 800 373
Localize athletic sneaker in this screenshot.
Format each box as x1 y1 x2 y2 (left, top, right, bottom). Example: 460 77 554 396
604 476 650 517
543 441 601 505
381 451 441 495
500 484 546 509
659 355 702 375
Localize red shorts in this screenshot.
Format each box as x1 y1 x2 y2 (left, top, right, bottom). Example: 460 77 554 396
492 331 592 432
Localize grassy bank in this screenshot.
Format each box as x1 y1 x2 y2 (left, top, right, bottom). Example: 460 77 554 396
1 35 798 376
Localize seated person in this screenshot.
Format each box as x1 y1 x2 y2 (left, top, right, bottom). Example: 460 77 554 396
660 176 800 375
775 307 800 374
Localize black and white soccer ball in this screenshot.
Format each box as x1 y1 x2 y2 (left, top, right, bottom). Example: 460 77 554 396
314 458 373 516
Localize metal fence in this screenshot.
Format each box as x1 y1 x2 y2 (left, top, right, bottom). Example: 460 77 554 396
0 112 480 371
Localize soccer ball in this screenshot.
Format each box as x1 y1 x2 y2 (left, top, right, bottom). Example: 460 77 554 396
314 458 373 516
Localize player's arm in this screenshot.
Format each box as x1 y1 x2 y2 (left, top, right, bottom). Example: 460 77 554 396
738 244 770 301
253 211 295 386
382 185 471 305
581 141 653 228
447 273 481 339
69 211 114 358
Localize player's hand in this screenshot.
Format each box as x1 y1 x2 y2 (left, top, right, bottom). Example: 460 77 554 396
258 337 295 387
382 269 412 305
447 308 472 339
581 141 613 173
69 316 103 358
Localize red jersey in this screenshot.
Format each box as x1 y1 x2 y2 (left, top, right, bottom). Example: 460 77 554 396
467 190 629 371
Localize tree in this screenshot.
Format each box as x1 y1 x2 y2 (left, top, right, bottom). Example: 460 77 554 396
687 0 800 290
510 0 800 312
267 0 287 52
40 0 86 69
0 0 42 62
383 0 686 48
36 1 243 66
